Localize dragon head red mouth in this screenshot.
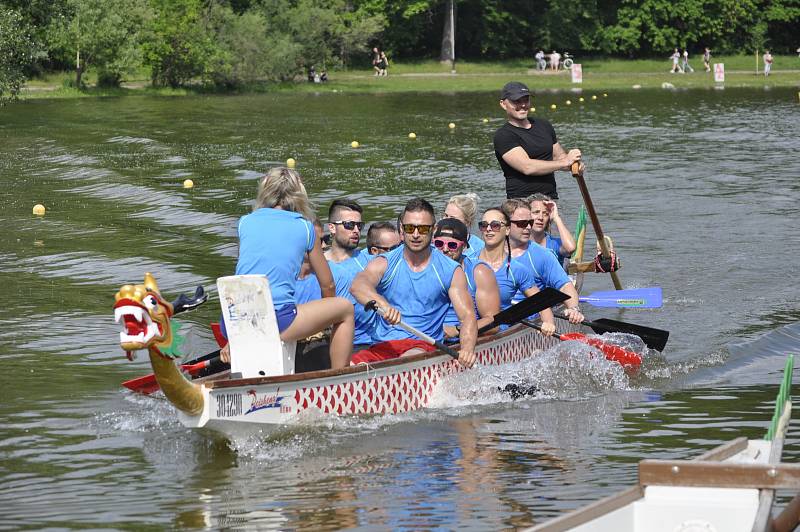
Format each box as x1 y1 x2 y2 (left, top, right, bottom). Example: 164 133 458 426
113 273 173 356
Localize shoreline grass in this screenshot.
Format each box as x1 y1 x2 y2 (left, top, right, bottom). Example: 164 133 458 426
18 56 800 100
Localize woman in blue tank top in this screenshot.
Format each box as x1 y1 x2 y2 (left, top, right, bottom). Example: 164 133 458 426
477 207 556 335
222 167 354 369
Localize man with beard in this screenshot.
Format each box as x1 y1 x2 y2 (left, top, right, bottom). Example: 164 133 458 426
351 198 477 367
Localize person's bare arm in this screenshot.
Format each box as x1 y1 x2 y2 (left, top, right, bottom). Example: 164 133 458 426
449 268 477 367
558 281 585 324
522 286 556 335
473 264 501 333
350 258 400 324
502 146 573 176
308 236 335 298
546 200 576 256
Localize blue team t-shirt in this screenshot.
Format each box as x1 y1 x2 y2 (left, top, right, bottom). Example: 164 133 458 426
235 208 315 307
374 245 460 342
295 273 322 304
464 233 486 259
330 253 377 344
516 242 571 292
490 256 537 309
443 255 483 326
543 234 569 270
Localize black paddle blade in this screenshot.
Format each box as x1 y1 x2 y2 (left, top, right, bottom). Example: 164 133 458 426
480 288 569 334
500 383 541 399
171 285 208 315
589 318 669 351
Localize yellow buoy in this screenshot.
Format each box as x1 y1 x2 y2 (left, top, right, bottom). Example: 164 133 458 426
183 179 194 189
603 93 608 97
482 118 489 123
579 97 585 102
592 95 598 100
550 104 557 110
408 132 416 139
32 204 46 216
530 107 535 112
566 100 572 105
448 122 456 129
351 141 359 148
286 158 296 168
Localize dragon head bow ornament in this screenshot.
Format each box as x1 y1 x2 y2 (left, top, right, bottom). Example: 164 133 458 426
114 273 177 360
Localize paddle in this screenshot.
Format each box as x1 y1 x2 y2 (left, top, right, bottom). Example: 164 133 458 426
365 301 461 359
554 312 669 351
122 349 226 394
522 320 642 367
478 287 570 334
580 287 662 309
571 161 622 290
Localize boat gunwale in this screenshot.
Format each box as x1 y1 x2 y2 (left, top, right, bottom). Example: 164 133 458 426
205 321 534 390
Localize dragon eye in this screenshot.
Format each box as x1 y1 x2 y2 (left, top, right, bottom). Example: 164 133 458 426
143 295 158 309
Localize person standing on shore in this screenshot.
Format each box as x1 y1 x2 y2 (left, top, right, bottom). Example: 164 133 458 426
493 81 583 200
703 47 711 72
681 49 694 73
535 49 546 71
372 47 381 76
549 50 561 71
764 50 773 76
670 49 683 73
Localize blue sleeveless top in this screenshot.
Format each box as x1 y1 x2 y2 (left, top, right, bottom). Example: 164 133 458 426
489 256 536 310
464 233 486 259
443 255 483 326
515 242 571 294
543 234 569 270
374 245 460 342
330 253 377 345
235 208 315 307
295 273 321 304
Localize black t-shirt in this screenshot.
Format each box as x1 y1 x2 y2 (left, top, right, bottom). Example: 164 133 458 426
493 119 559 199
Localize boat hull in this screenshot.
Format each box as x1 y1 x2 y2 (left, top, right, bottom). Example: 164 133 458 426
178 322 583 433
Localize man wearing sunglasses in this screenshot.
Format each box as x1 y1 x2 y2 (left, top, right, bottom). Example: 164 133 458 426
351 198 478 367
325 199 366 263
432 218 501 341
366 221 401 256
494 81 584 200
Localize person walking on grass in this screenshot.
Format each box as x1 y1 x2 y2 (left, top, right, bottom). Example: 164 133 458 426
681 49 694 73
670 49 683 73
703 47 711 72
764 50 773 76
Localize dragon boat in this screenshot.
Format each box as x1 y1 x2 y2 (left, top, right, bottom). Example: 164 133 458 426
528 355 799 532
113 272 618 435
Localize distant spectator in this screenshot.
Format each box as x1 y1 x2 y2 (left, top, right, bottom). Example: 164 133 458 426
308 65 316 83
372 47 381 76
535 50 546 71
681 49 694 73
703 47 711 72
320 70 328 83
377 51 389 77
670 48 683 73
763 50 773 76
549 50 561 71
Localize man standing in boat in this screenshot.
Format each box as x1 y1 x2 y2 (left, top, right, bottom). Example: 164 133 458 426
351 198 478 367
494 81 583 199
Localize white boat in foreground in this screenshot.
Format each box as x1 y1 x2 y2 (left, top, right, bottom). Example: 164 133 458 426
528 356 798 532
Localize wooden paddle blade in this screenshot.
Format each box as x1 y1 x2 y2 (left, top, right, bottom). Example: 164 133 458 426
480 288 569 333
560 332 642 367
590 318 669 351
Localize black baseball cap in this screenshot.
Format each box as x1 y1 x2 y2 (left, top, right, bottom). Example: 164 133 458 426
501 81 530 101
434 218 470 247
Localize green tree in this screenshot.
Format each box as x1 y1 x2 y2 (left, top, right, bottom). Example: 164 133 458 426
47 0 151 87
0 8 42 103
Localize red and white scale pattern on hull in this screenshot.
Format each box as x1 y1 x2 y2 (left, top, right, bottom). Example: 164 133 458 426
292 328 554 416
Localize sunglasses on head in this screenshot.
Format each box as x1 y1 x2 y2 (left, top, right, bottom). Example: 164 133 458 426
371 244 400 252
478 220 506 232
433 239 462 250
401 223 433 235
332 220 365 231
509 219 534 229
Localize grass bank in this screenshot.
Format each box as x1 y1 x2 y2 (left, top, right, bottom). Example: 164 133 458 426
18 55 800 100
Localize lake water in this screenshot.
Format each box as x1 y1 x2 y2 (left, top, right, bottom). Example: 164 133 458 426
2 87 799 529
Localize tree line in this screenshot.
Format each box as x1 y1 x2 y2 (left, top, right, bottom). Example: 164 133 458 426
2 0 797 100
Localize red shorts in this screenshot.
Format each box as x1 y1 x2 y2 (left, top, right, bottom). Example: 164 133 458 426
351 339 437 365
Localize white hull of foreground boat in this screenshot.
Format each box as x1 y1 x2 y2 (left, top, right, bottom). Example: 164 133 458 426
178 323 582 434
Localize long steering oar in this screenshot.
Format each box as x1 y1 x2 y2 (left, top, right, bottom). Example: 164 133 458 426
478 287 570 333
365 301 461 359
522 320 642 367
571 161 622 290
579 287 662 309
122 349 226 394
554 312 669 351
